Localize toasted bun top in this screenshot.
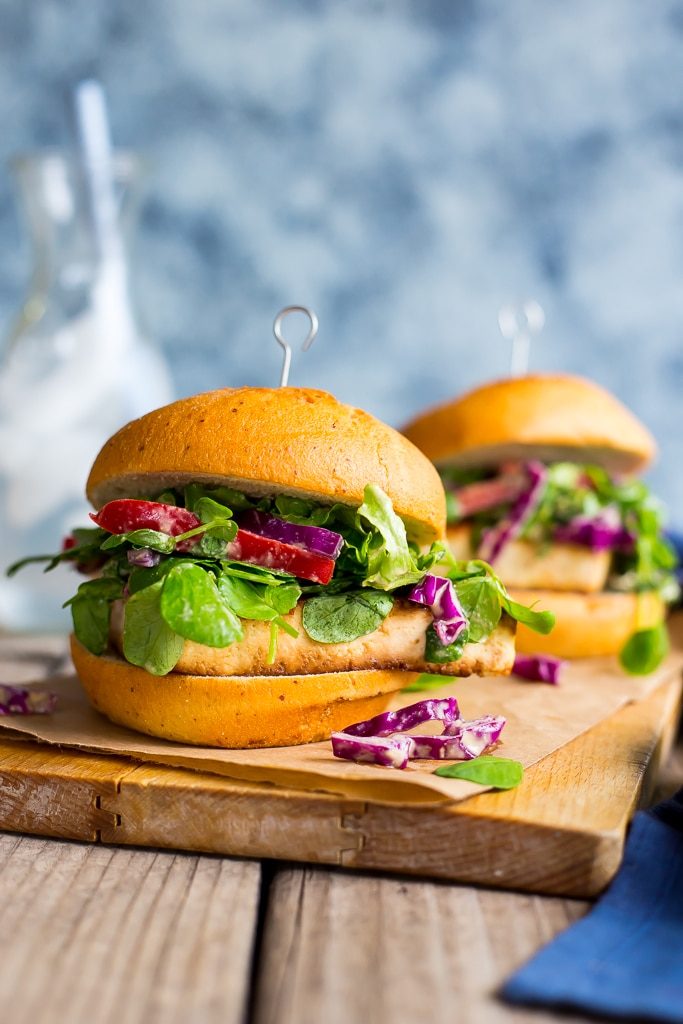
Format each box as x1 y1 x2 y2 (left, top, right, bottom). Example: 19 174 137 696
87 387 445 543
402 374 656 474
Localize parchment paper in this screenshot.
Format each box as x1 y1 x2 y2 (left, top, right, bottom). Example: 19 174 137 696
1 630 681 804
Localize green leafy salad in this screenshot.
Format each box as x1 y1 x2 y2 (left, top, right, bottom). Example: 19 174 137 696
9 483 554 676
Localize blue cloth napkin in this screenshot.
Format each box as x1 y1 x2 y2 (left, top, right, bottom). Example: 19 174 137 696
501 787 683 1022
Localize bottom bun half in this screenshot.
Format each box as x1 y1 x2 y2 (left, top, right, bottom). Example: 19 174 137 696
509 588 665 659
70 636 412 748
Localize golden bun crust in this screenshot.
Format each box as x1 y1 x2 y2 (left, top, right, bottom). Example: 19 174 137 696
71 636 411 748
87 387 445 543
509 588 665 659
402 374 656 474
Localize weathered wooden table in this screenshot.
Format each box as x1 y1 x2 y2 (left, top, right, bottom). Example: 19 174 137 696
1 637 680 1024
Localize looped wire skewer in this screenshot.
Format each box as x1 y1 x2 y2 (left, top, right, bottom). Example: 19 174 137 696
498 300 545 376
273 306 319 387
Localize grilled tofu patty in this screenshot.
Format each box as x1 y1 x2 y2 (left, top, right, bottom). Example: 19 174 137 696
111 599 515 677
447 524 611 593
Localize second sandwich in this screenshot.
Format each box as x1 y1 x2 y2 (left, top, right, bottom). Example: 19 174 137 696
403 374 678 669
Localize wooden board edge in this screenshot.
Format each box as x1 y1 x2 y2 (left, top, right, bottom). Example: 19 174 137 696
0 740 140 842
0 671 677 897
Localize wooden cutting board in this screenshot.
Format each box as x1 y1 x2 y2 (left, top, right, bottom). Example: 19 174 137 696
0 634 680 898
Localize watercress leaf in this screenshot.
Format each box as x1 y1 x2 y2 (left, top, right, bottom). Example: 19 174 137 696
219 562 297 586
274 615 299 638
453 560 556 636
185 484 253 513
619 623 669 675
454 575 501 642
501 596 556 635
217 575 278 621
154 490 177 505
101 529 176 553
267 582 301 615
194 496 234 523
402 673 449 693
195 533 230 557
268 620 279 663
123 581 184 675
99 534 126 550
63 577 124 607
71 598 111 655
356 484 423 590
302 591 394 644
160 563 243 647
127 559 177 595
7 529 107 576
434 756 524 789
67 577 124 656
423 624 469 664
273 495 315 518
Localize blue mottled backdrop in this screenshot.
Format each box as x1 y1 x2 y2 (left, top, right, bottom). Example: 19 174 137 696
1 0 683 507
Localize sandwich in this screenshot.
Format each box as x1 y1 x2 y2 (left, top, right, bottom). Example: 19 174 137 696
11 387 551 747
402 374 678 671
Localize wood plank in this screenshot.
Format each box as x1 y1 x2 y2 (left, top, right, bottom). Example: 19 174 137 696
0 832 260 1024
0 634 678 896
0 741 137 841
252 866 591 1024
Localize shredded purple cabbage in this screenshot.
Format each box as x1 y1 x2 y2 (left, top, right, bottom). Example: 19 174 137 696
0 685 57 715
410 716 506 760
331 733 413 769
239 510 343 558
553 512 635 552
477 461 547 563
407 575 468 646
342 696 461 737
513 653 563 684
127 548 162 568
331 698 506 769
331 714 506 769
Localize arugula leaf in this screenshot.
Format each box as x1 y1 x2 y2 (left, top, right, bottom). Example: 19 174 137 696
619 622 669 675
101 529 176 553
434 756 524 789
357 484 424 590
302 591 394 643
123 581 184 675
402 673 449 692
423 624 469 664
160 563 243 647
65 578 124 656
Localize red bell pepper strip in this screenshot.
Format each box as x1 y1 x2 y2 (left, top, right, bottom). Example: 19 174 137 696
90 499 201 536
449 473 526 519
227 529 336 584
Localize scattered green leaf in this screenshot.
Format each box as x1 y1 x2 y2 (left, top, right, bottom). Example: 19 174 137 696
619 622 669 675
434 755 524 789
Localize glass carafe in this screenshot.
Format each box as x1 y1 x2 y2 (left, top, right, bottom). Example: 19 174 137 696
0 152 173 630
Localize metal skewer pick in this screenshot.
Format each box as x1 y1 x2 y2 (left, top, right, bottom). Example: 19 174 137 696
498 300 545 376
273 306 319 387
